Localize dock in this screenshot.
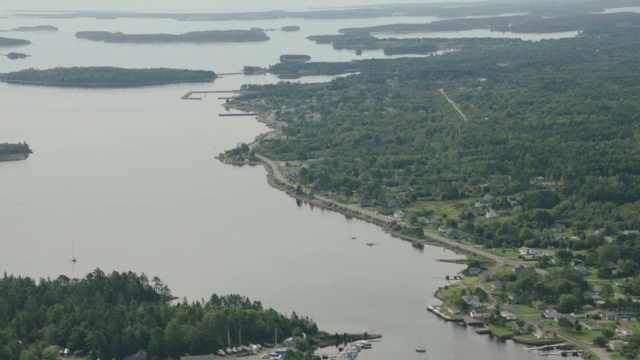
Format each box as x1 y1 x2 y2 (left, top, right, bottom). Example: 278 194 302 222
181 90 241 100
474 327 491 334
219 113 260 117
463 317 484 326
426 306 463 322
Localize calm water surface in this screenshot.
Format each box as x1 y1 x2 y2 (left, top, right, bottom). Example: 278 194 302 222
0 12 547 360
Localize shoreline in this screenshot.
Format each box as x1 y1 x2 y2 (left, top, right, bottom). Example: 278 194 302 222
216 106 608 359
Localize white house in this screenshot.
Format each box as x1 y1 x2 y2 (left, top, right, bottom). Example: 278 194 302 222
470 309 494 318
519 247 538 256
571 312 588 319
393 210 406 219
485 209 499 219
616 327 633 337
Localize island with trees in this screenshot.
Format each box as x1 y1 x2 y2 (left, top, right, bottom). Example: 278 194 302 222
221 19 640 358
0 67 217 87
0 269 366 360
5 25 58 32
4 52 31 60
0 37 31 46
279 55 311 63
75 29 269 43
0 142 32 162
281 26 301 32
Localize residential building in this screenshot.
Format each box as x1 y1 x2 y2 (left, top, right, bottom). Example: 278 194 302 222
470 309 494 318
616 327 633 337
583 321 602 331
609 340 625 351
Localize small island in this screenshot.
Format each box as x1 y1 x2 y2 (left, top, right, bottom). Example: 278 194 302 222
4 52 31 60
0 36 31 47
279 54 311 63
8 25 58 32
281 26 301 32
0 67 217 87
75 28 269 43
0 142 32 162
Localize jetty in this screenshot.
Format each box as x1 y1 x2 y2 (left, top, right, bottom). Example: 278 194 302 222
426 305 463 322
181 90 240 100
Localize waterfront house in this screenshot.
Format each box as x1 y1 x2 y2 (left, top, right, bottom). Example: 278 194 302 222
616 327 633 336
447 307 461 315
468 267 482 276
461 295 482 308
470 309 494 318
583 321 602 331
609 340 625 351
512 321 529 334
393 210 406 219
534 326 556 339
623 230 640 236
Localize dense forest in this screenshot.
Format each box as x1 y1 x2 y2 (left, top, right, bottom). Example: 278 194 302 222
0 67 216 87
0 270 320 360
228 30 640 273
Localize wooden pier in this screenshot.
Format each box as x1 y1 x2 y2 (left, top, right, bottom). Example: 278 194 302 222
463 317 484 326
181 90 241 100
426 306 463 322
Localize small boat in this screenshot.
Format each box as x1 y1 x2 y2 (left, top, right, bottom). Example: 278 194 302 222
225 347 232 354
242 345 252 352
216 350 226 356
416 346 426 353
231 347 237 353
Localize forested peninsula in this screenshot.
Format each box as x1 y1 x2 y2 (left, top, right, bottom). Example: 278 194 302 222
75 29 269 43
0 270 331 360
0 67 216 87
0 142 32 162
227 30 640 261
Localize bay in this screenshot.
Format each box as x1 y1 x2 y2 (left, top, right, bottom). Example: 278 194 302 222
0 10 547 360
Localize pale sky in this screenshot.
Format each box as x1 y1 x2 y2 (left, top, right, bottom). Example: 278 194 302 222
0 0 485 13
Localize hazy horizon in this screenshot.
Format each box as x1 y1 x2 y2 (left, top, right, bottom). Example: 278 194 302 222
1 0 485 13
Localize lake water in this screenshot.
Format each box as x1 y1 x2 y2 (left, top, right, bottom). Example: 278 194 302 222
0 10 550 360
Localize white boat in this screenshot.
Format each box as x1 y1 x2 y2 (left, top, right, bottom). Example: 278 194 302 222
225 347 232 354
231 347 237 353
416 346 426 353
216 350 226 356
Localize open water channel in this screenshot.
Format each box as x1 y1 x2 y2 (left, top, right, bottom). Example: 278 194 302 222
0 5 581 359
